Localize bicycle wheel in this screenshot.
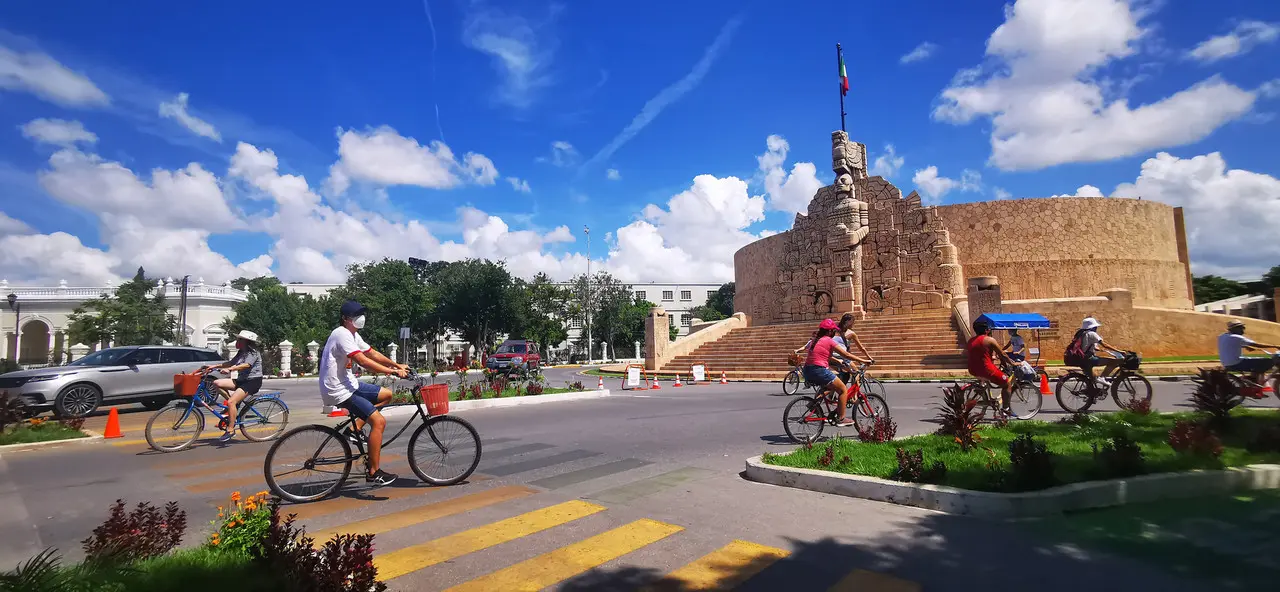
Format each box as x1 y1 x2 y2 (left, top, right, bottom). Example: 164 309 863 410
961 384 992 424
264 424 352 503
239 397 290 442
859 376 887 400
782 370 801 396
782 396 825 444
1110 374 1153 411
144 404 204 452
408 415 482 486
1055 373 1095 413
852 393 889 434
1008 381 1043 420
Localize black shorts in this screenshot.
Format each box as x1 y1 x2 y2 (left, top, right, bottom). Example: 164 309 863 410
233 377 263 396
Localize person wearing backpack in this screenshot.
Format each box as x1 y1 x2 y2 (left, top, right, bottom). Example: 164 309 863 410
1069 317 1129 389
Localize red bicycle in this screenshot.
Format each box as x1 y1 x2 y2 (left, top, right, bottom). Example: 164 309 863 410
782 363 889 444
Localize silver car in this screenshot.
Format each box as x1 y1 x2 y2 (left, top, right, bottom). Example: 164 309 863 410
0 345 224 418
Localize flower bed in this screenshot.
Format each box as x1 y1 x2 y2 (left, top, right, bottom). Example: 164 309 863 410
764 409 1280 493
0 395 87 446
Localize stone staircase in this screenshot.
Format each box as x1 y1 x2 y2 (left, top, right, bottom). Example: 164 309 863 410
658 312 966 380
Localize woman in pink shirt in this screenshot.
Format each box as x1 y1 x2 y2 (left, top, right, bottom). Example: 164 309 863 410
803 319 872 427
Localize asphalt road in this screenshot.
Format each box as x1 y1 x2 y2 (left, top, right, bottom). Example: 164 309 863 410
1 375 1266 590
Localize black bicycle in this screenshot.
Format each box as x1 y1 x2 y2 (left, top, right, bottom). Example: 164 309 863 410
264 372 481 503
1055 352 1152 413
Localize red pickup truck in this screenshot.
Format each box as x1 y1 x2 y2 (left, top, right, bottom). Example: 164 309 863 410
485 340 542 376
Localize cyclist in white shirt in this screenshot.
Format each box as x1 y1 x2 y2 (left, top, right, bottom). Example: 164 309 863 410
318 301 408 487
1004 329 1027 363
1219 319 1279 388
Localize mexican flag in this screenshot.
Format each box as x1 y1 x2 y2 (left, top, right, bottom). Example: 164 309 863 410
839 54 849 95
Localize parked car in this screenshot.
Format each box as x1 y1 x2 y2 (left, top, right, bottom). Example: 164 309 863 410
0 345 224 418
484 340 542 377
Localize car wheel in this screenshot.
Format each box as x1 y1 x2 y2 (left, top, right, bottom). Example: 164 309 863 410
141 397 172 411
54 383 102 419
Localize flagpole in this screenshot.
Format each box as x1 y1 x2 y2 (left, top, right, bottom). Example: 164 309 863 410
836 43 847 132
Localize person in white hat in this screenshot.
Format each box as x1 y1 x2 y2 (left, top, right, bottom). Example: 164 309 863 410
1077 317 1130 389
200 329 265 442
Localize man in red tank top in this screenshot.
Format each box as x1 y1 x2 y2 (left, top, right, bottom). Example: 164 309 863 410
967 320 1015 416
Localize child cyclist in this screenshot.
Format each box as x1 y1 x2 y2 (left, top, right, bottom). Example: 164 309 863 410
802 318 872 426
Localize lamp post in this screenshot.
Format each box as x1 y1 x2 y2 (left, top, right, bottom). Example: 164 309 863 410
6 293 18 362
584 226 592 364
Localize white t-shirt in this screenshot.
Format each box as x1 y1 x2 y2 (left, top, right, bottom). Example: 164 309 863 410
1218 333 1255 367
1081 331 1102 357
318 326 370 407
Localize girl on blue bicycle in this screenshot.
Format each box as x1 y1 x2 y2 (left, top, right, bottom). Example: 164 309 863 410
200 330 264 442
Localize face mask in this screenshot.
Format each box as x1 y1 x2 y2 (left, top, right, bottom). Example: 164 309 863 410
352 315 367 330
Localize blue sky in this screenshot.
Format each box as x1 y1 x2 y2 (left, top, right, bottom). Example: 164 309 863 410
1 0 1277 286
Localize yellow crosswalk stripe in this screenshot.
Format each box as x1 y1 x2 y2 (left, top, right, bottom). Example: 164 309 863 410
186 472 266 493
445 518 684 592
309 485 537 540
374 500 605 581
277 476 491 521
166 457 265 478
647 539 789 591
827 568 922 592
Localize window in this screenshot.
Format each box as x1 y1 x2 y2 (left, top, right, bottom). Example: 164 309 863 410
196 350 224 362
161 348 197 363
680 290 692 301
129 349 162 365
662 290 674 301
681 315 692 327
635 290 646 301
571 318 582 328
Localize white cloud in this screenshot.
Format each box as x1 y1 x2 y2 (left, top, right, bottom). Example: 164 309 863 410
581 15 743 173
538 141 579 167
0 211 33 235
606 168 621 181
911 166 981 202
506 176 532 193
1113 152 1280 276
993 187 1012 200
934 0 1259 171
900 42 938 64
0 45 108 107
0 232 121 285
1188 20 1279 63
461 4 553 109
20 118 97 147
324 126 499 194
869 144 904 177
158 92 222 142
757 134 823 215
1259 79 1280 99
543 225 573 243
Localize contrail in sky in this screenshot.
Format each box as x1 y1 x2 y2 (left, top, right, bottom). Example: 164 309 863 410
422 0 445 142
580 15 744 176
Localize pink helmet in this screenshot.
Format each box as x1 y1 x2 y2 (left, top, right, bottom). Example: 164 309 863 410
819 319 838 331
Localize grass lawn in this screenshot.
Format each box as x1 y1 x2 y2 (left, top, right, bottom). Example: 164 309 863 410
0 421 87 446
1024 490 1280 587
122 548 284 592
763 409 1280 492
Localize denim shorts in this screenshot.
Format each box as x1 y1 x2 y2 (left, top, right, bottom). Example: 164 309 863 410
802 365 838 387
337 381 383 421
1227 357 1275 374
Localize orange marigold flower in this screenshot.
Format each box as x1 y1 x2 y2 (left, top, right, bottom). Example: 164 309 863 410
230 491 242 503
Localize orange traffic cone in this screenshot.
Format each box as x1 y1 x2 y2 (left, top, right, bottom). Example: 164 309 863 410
1039 373 1051 396
326 406 349 417
650 376 662 390
673 375 684 387
719 371 729 385
103 407 123 439
597 376 605 390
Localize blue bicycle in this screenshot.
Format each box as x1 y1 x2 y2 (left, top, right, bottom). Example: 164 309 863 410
144 370 290 452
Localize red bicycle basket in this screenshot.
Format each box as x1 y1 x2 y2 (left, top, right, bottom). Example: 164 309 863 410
173 373 202 397
421 384 449 416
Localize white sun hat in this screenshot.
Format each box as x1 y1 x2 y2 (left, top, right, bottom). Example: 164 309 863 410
236 330 260 343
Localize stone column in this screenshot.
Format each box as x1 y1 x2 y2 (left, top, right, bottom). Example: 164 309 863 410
634 341 640 360
967 276 1003 322
307 341 320 366
388 342 399 363
278 340 293 377
600 342 608 362
47 331 55 363
69 343 89 363
644 307 670 371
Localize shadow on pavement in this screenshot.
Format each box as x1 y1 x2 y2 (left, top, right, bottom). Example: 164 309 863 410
558 511 1225 591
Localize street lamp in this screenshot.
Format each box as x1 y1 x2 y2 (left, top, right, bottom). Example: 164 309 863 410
584 226 592 363
6 293 18 362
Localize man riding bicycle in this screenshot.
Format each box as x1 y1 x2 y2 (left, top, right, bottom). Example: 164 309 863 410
967 320 1014 416
801 319 872 427
1077 317 1130 389
318 300 409 487
1219 319 1279 391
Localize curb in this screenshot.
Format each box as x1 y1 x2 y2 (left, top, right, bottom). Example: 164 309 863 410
0 429 104 454
743 454 1280 519
381 389 611 417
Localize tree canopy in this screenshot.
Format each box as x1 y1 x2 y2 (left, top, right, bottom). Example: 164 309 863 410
68 267 176 347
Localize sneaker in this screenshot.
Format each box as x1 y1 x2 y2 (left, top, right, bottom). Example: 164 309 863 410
218 430 235 443
346 430 364 446
834 418 855 428
365 469 398 487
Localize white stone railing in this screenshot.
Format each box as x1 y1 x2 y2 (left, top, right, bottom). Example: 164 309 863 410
1 282 249 302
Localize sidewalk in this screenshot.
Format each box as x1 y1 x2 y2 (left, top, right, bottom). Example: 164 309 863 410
595 361 1214 382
